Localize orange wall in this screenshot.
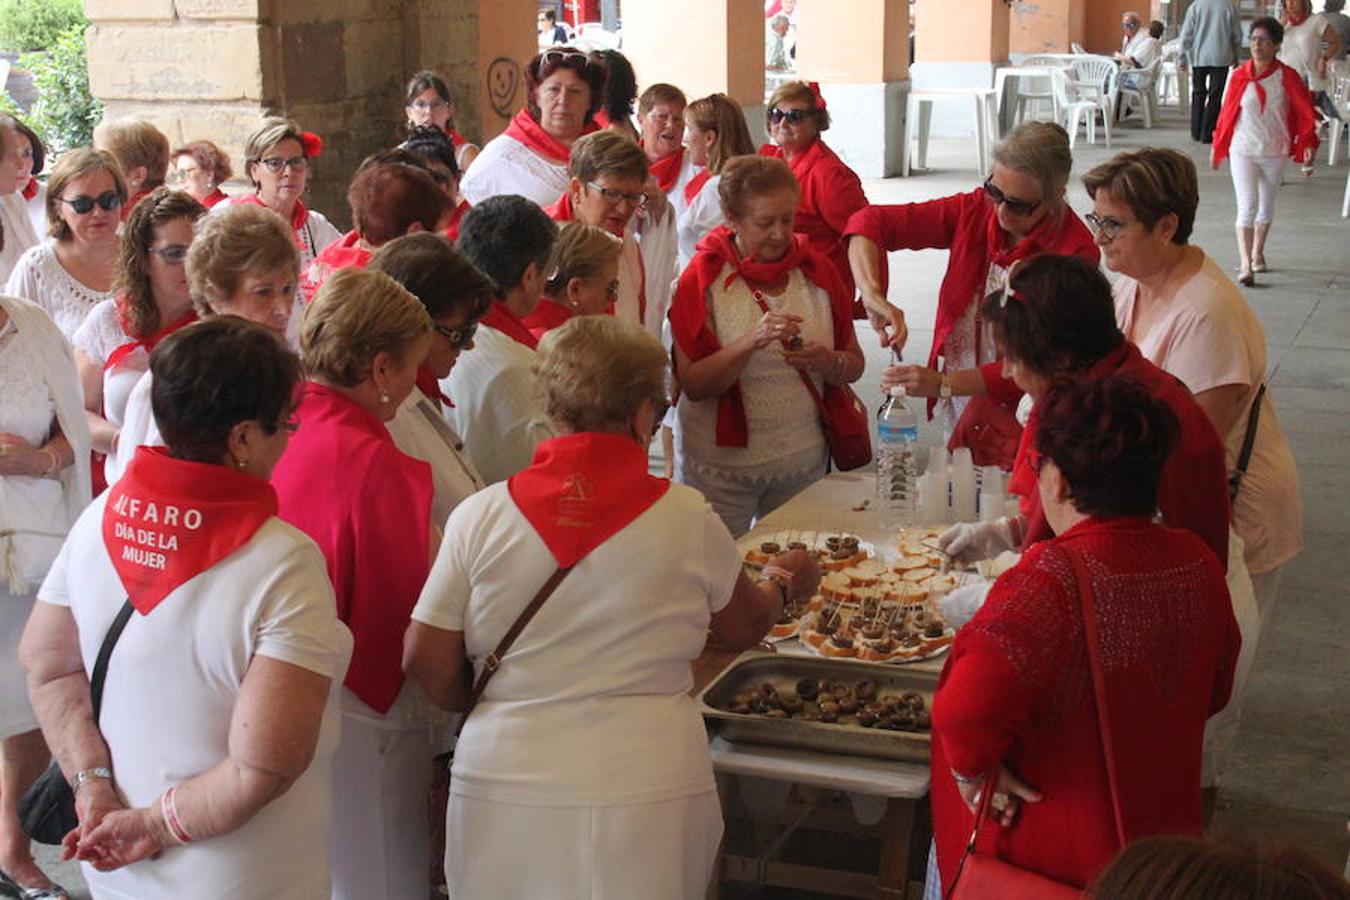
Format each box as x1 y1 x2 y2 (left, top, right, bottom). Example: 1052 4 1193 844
1010 0 1088 55
916 0 1010 63
1086 0 1138 54
622 0 762 108
796 0 909 82
477 0 538 141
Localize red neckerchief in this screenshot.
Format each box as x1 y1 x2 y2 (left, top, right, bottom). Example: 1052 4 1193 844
21 178 36 201
103 447 277 615
508 432 671 567
503 108 597 165
235 192 310 243
759 136 826 184
201 189 229 209
415 366 453 409
1233 59 1283 114
522 296 574 342
122 189 151 222
443 200 469 242
1284 10 1309 26
105 301 197 372
481 299 539 350
646 147 685 193
683 168 712 206
299 230 370 303
545 190 576 222
668 226 854 447
447 127 467 148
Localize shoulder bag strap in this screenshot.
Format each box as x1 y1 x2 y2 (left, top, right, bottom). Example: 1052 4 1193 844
454 566 574 735
90 598 134 722
748 289 832 419
1063 547 1128 848
1229 383 1266 502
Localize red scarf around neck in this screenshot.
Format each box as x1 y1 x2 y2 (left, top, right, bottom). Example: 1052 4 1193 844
415 366 453 409
545 190 576 223
503 108 597 166
481 299 539 350
103 447 277 614
105 300 196 372
647 147 685 193
235 192 310 242
669 226 854 447
508 432 670 567
521 296 574 342
21 178 36 201
760 136 824 182
443 200 470 243
683 168 712 206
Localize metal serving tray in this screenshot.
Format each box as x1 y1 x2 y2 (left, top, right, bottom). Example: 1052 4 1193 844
699 652 939 764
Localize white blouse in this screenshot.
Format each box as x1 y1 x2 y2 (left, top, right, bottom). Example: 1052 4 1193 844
4 241 113 342
1230 73 1290 159
386 391 484 533
0 192 41 285
459 134 569 208
72 299 145 430
676 175 724 273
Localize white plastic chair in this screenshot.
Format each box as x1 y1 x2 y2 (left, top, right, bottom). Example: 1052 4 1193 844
1157 39 1189 112
1117 57 1161 127
1011 55 1064 123
1071 42 1087 55
1054 69 1108 148
1069 56 1118 146
1326 64 1350 166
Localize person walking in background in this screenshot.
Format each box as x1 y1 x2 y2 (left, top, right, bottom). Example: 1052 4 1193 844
1180 0 1244 143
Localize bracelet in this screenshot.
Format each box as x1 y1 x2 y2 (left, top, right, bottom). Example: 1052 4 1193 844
160 786 193 844
757 566 792 606
70 766 112 794
950 768 985 787
41 446 60 477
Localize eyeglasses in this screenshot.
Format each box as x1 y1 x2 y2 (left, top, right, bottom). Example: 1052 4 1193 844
1249 35 1275 45
57 191 122 215
768 107 811 126
258 155 308 174
148 244 190 265
433 321 477 350
603 279 620 298
411 99 449 112
982 177 1042 217
169 167 203 182
1084 212 1132 241
1123 21 1139 29
586 181 647 209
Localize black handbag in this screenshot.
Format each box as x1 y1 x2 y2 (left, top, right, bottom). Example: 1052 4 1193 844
19 599 133 845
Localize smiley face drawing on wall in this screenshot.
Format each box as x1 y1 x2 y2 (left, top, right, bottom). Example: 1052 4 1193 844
487 57 521 118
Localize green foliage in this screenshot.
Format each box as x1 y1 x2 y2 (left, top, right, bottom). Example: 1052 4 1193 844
18 24 101 154
0 0 85 53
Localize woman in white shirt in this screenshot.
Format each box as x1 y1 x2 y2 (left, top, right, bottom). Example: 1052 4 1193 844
0 294 89 900
677 93 757 274
21 316 351 900
74 188 206 468
0 116 41 285
12 121 47 240
6 149 124 342
405 315 821 900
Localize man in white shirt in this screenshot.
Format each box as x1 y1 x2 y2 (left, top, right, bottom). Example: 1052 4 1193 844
445 196 558 484
1116 17 1164 99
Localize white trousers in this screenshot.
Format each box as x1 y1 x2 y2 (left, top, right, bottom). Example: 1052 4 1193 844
329 710 436 900
676 457 828 538
1230 153 1287 227
447 790 724 900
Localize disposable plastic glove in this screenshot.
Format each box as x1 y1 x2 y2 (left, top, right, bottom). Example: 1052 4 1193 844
940 582 993 629
939 517 1019 565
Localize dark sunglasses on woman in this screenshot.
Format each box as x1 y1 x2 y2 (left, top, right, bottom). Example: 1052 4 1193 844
434 321 478 350
767 107 810 126
57 191 122 215
982 177 1041 217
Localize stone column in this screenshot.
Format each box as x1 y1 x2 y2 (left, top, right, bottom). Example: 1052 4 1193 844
620 0 766 143
794 0 909 178
910 0 1010 137
1010 0 1087 57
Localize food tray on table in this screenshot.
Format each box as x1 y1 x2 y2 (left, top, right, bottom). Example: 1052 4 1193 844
699 652 939 763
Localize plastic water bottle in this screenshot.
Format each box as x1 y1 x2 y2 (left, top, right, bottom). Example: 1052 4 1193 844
877 386 920 529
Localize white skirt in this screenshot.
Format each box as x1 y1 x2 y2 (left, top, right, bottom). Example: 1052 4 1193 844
446 790 724 900
0 586 37 740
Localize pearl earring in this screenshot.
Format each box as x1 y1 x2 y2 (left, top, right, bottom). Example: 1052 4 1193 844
235 457 248 470
379 391 390 404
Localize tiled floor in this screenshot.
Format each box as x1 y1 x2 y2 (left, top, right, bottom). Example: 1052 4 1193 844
32 104 1350 897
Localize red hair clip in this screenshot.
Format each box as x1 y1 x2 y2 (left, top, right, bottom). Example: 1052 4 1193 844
299 131 323 158
807 81 827 111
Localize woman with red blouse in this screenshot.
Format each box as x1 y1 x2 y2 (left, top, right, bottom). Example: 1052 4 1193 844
759 81 868 314
270 268 437 900
931 374 1240 892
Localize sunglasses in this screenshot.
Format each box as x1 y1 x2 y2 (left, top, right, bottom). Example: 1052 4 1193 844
982 177 1042 217
262 413 300 436
768 107 811 126
258 155 308 174
540 48 591 67
586 181 647 209
58 191 122 215
148 244 190 265
434 321 477 350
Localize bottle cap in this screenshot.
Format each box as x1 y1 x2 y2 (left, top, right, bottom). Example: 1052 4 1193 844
889 385 907 398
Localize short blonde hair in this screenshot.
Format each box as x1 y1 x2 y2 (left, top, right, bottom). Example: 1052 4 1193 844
568 130 649 184
535 316 667 432
186 204 299 315
300 268 431 387
718 155 799 221
767 81 830 131
991 122 1073 216
243 116 306 190
93 118 171 189
545 221 622 294
45 148 129 241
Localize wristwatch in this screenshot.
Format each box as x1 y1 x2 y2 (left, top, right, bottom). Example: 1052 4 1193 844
70 767 113 794
938 373 953 400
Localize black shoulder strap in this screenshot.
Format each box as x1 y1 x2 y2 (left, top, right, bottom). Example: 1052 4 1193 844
1229 383 1266 502
90 599 134 722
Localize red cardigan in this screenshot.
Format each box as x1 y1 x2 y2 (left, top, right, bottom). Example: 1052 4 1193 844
761 139 869 299
1211 59 1320 166
932 517 1239 889
1009 343 1231 567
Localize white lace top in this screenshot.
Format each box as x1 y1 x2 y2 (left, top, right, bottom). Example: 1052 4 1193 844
72 299 145 428
1230 73 1290 159
935 262 1002 436
678 265 830 477
0 316 64 562
459 134 569 208
4 240 113 342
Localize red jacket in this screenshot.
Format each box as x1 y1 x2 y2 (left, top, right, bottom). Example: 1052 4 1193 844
761 139 869 298
932 517 1238 889
1009 343 1231 567
1211 59 1319 166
